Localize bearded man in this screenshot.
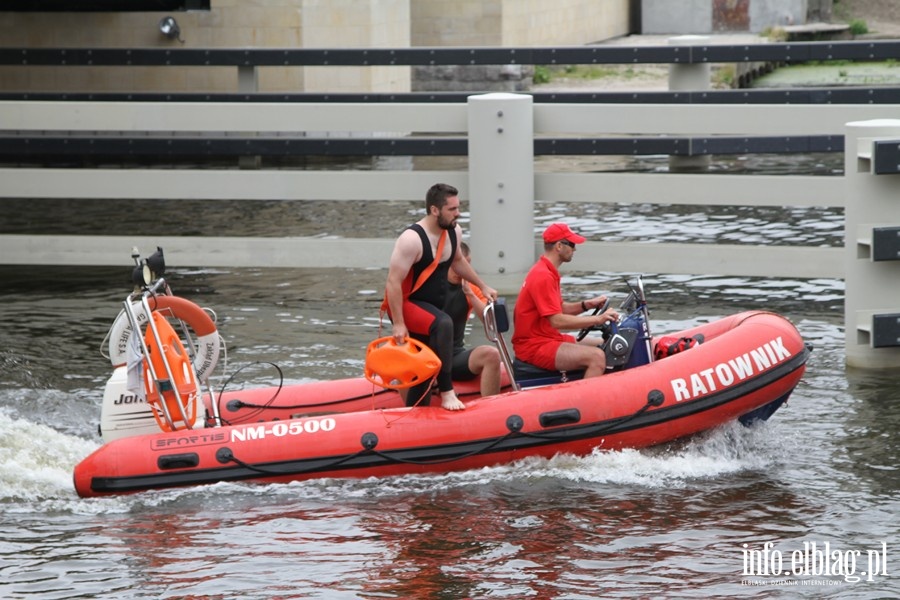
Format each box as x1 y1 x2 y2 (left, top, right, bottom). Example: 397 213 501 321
384 183 497 410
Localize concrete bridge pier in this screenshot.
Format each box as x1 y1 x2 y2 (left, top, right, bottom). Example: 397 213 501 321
668 35 712 173
238 65 262 170
467 93 535 291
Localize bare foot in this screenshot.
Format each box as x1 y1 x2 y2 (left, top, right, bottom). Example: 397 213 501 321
440 390 465 411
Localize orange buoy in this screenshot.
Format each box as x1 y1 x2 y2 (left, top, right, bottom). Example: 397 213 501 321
143 311 201 432
364 336 441 390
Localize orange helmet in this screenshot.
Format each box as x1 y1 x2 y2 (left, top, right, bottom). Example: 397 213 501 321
364 336 441 390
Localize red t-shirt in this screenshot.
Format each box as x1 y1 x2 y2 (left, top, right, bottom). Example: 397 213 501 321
512 255 576 368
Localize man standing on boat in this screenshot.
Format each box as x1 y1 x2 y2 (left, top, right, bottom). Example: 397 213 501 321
385 183 498 410
512 222 618 379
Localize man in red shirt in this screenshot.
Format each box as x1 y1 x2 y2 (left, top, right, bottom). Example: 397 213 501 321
512 222 618 378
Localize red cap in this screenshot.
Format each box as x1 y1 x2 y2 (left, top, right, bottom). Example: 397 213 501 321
542 222 586 245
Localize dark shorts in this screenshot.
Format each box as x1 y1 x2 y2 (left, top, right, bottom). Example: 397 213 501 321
451 347 476 381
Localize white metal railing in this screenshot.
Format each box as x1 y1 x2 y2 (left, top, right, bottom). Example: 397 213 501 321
4 100 896 136
1 97 889 280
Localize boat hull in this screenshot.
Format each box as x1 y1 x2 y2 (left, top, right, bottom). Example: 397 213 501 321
74 311 809 497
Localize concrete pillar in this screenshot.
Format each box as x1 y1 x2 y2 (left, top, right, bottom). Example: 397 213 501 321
668 35 711 172
238 65 258 93
844 119 900 369
238 66 262 169
467 93 534 289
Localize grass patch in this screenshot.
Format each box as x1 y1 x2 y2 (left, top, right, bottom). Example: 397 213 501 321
750 60 900 88
560 64 625 79
533 64 659 85
807 59 853 66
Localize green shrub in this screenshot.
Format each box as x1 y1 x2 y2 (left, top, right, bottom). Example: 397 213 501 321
712 64 736 89
761 26 788 42
849 19 868 36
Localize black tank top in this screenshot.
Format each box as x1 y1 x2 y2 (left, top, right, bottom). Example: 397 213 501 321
407 223 457 307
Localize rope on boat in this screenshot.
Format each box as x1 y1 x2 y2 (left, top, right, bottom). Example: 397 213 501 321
367 431 520 466
216 445 372 477
215 391 665 475
512 390 664 442
216 429 522 475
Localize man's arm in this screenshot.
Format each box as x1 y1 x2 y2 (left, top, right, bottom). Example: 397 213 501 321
385 230 421 343
562 296 608 315
450 229 497 300
547 309 617 332
462 281 488 323
548 295 616 330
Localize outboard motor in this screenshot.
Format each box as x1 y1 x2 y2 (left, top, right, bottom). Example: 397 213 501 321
602 323 637 369
606 276 653 370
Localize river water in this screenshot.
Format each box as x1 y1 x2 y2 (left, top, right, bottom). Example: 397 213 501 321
1 154 898 598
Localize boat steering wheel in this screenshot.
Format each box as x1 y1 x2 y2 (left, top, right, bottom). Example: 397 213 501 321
576 298 611 342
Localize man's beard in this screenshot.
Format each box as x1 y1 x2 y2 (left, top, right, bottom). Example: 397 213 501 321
437 214 456 230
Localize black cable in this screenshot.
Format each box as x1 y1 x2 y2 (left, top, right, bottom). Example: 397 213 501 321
214 361 285 426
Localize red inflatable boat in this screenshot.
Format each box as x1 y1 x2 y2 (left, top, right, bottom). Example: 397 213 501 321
74 253 809 498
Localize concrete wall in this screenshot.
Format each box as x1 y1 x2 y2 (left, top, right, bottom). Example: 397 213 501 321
411 0 503 46
301 0 410 93
0 0 631 94
750 0 807 31
642 0 815 34
410 0 630 92
0 0 410 93
501 0 630 46
410 0 630 47
641 0 712 34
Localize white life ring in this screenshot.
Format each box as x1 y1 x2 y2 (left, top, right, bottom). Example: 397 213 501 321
108 295 220 382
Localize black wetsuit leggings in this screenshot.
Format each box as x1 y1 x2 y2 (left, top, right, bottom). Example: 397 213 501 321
405 300 454 406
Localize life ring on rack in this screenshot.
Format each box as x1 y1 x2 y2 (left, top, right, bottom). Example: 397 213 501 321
107 295 220 382
143 311 201 432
